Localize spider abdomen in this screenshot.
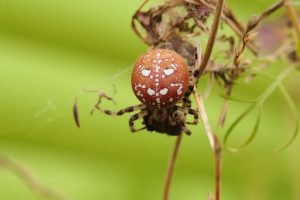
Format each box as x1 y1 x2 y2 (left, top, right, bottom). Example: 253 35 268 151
131 49 189 108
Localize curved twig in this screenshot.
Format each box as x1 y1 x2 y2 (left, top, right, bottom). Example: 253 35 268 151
163 134 183 200
0 155 67 200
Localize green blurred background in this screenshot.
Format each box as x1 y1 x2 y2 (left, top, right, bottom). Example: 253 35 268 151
0 0 299 199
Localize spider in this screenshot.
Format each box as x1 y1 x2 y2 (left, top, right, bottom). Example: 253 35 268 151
74 48 202 136
73 0 225 136
73 0 293 137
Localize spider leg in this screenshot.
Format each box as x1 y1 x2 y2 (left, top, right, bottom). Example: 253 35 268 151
129 110 148 133
184 46 202 98
182 97 192 108
92 103 145 116
73 89 118 128
91 91 145 116
181 125 191 136
186 108 199 125
177 106 199 125
99 91 116 103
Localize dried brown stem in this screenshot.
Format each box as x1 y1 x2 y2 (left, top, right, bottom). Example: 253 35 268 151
254 0 284 26
193 87 215 149
217 84 233 127
213 135 222 200
284 0 300 40
163 134 183 200
221 3 259 55
198 0 259 55
234 0 285 68
193 88 222 200
0 155 67 200
218 99 229 127
198 0 225 77
190 5 225 196
222 17 258 56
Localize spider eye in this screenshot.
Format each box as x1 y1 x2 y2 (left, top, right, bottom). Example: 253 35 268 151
131 49 189 107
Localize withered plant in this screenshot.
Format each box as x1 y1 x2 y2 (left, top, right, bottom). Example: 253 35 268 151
74 0 300 199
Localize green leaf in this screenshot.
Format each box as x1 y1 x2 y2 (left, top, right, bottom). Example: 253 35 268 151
219 94 256 103
273 85 300 152
224 103 260 152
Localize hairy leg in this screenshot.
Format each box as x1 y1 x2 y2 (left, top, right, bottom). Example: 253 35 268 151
91 91 145 116
129 110 148 132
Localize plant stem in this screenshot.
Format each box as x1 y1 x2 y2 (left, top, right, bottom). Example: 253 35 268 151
193 88 222 200
0 155 66 200
193 88 215 149
257 65 294 102
163 134 183 200
198 0 225 76
214 135 222 200
284 0 300 40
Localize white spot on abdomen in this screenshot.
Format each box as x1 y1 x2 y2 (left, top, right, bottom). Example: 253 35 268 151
177 83 183 95
164 68 175 76
170 83 183 95
141 69 151 77
147 88 155 96
156 98 161 104
159 88 168 95
134 83 146 90
171 64 178 69
155 65 160 72
136 90 141 96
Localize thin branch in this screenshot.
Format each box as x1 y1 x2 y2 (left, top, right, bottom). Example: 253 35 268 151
193 87 222 200
193 88 215 149
198 0 259 55
234 0 285 68
0 155 67 200
284 0 300 40
198 0 225 76
213 135 222 200
217 99 229 127
163 134 183 200
222 4 259 55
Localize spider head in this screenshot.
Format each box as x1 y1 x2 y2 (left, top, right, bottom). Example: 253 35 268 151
131 49 189 108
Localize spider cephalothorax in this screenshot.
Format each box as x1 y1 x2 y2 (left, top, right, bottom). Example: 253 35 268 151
75 48 199 136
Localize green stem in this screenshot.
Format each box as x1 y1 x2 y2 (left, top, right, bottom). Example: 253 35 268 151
257 66 294 102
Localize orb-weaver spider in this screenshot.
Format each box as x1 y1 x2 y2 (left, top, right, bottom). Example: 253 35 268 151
74 48 203 136
72 0 225 136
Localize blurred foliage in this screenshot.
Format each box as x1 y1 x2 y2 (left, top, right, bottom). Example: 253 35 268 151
0 0 300 200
